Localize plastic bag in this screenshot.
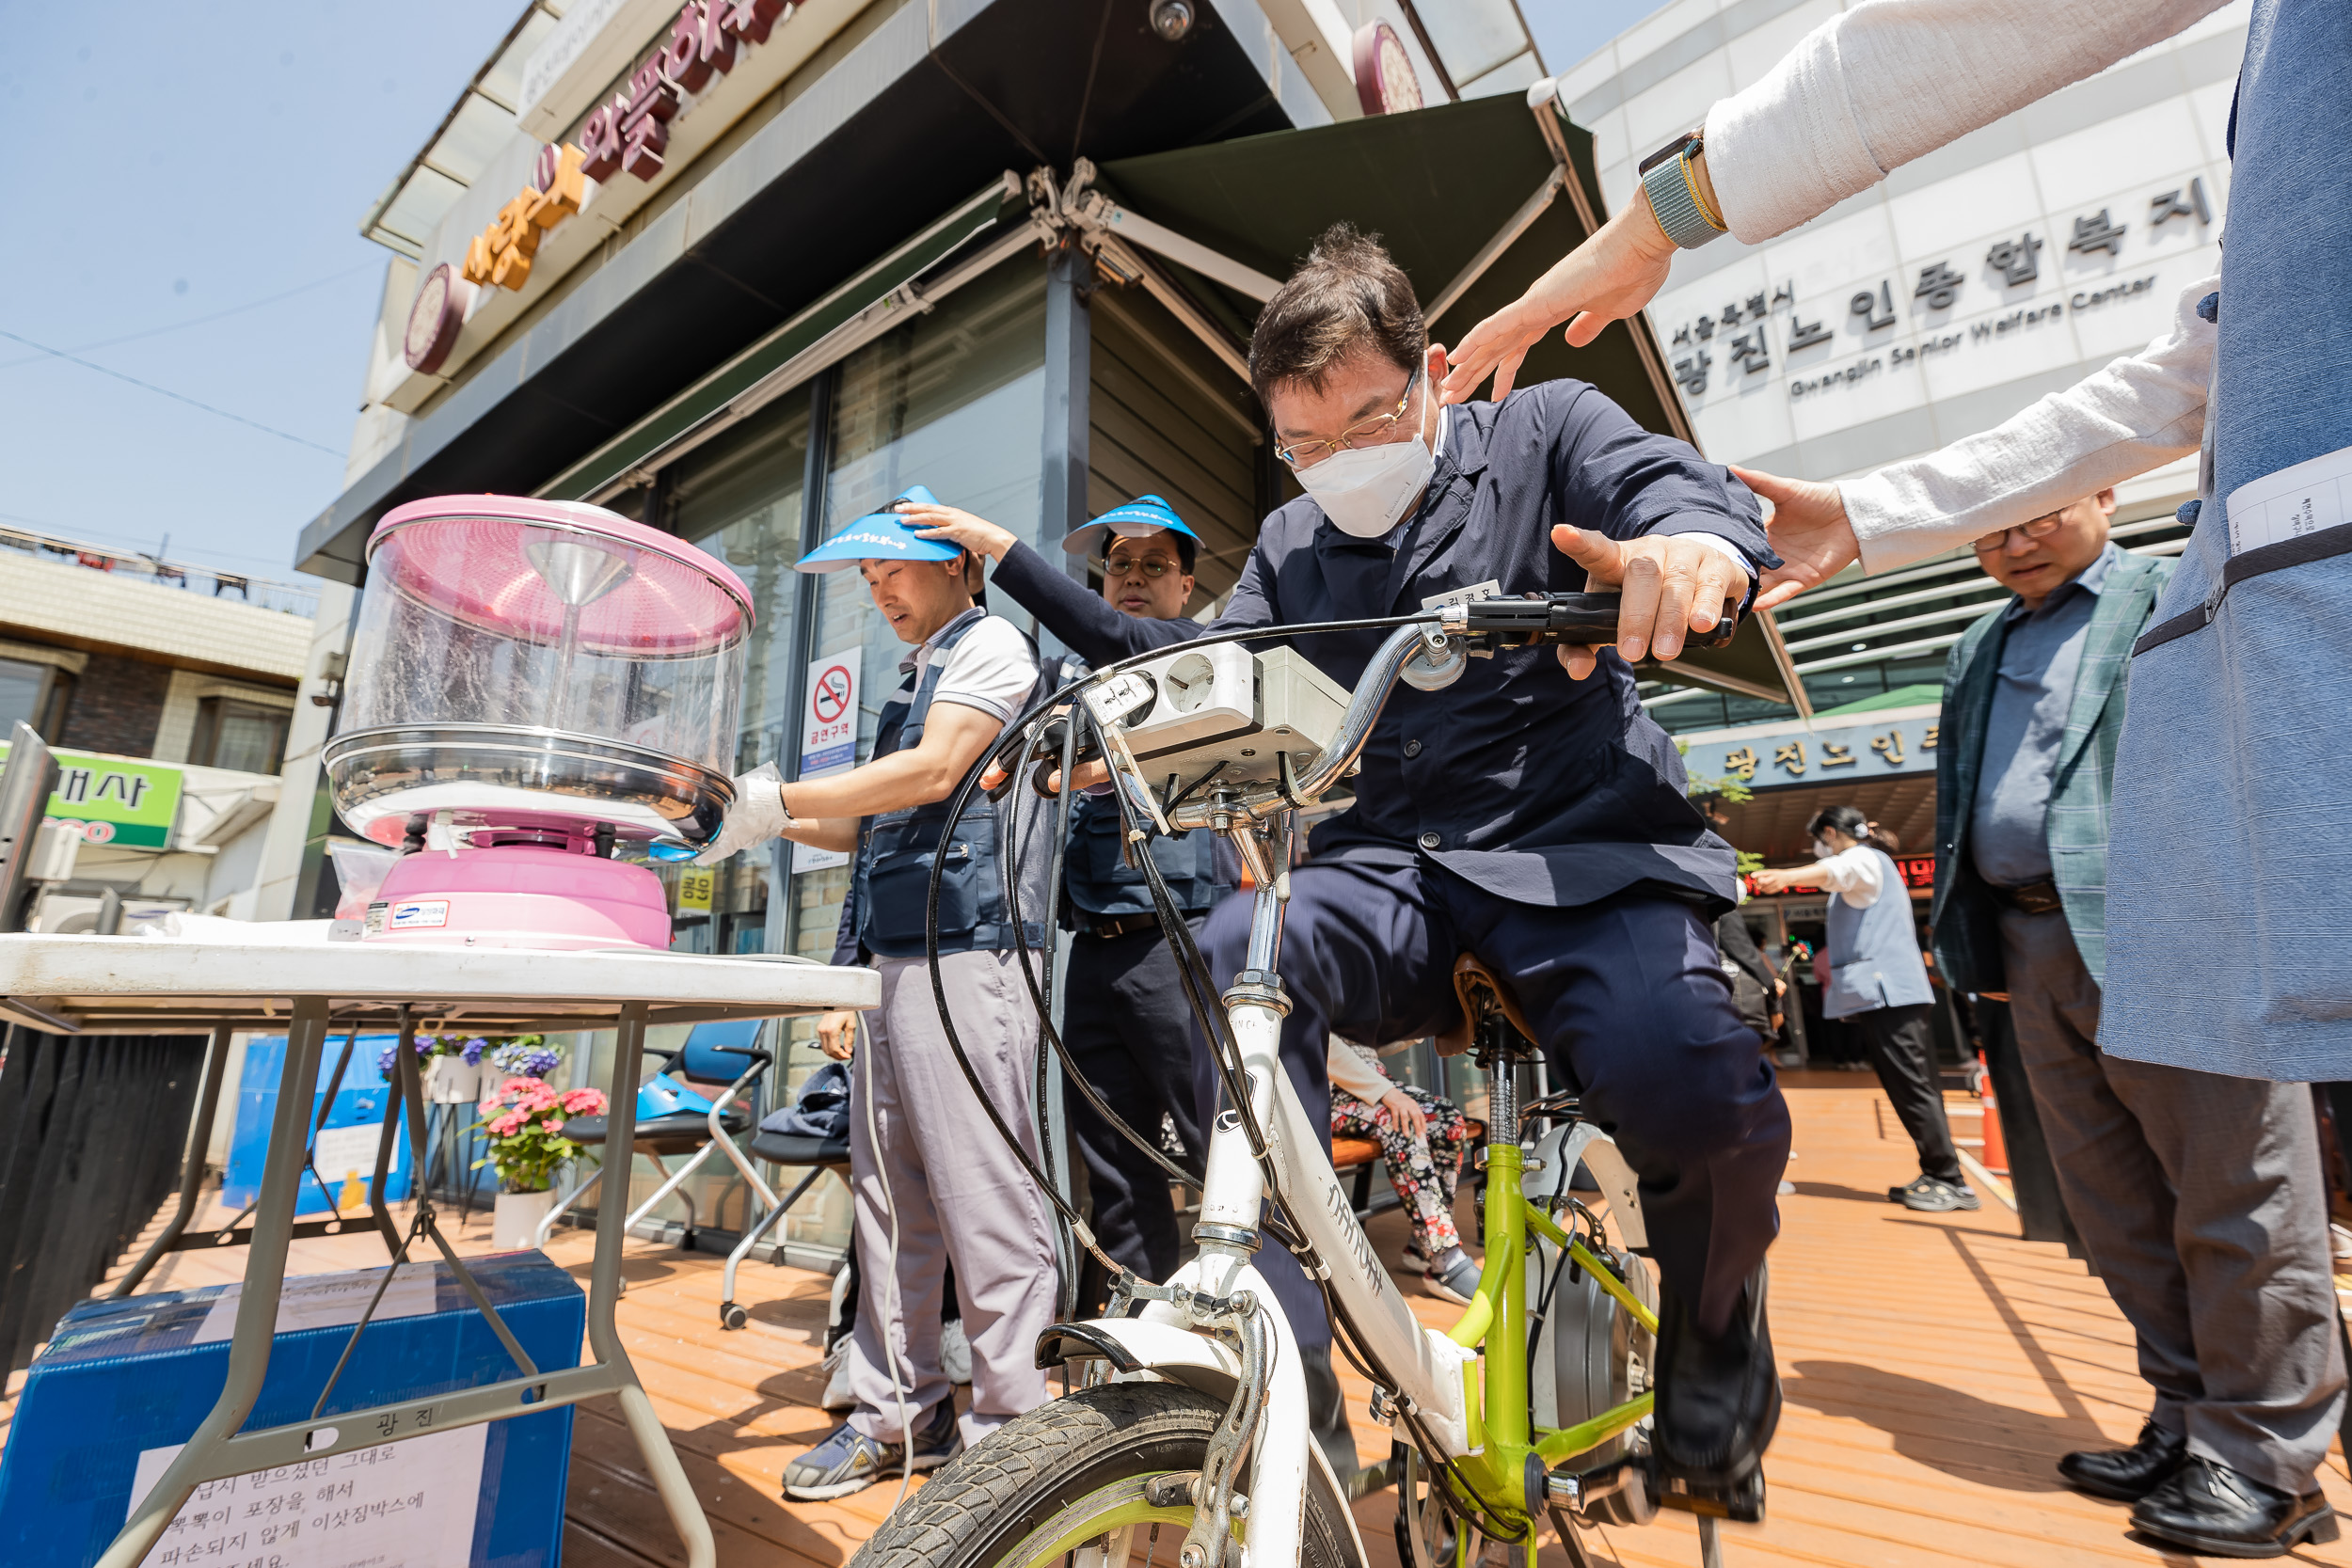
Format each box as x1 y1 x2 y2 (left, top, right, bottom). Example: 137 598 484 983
326 840 400 921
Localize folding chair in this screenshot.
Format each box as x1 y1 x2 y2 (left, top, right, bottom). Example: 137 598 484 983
719 1121 851 1329
533 1019 770 1248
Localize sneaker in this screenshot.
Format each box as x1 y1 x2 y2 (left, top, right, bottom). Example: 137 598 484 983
1891 1175 1979 1212
941 1316 972 1386
819 1337 854 1412
1425 1247 1483 1307
782 1402 961 1501
1400 1240 1429 1276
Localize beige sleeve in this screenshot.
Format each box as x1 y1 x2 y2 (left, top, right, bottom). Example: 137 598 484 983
1839 275 2215 572
1705 0 2226 244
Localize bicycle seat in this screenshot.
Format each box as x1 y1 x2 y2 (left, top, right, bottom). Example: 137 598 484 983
1438 952 1539 1059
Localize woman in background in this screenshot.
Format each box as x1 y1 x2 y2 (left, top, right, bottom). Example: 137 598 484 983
1327 1038 1478 1304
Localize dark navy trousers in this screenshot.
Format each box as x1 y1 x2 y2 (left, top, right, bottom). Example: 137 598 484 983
1198 859 1790 1351
1065 925 1208 1288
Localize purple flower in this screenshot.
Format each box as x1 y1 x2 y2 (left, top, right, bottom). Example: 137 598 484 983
462 1037 486 1066
375 1045 399 1079
521 1049 562 1078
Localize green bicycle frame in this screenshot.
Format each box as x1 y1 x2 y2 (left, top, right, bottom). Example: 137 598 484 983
1432 1135 1658 1558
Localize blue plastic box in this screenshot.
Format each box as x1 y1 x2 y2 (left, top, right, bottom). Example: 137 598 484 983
224 1033 417 1215
0 1252 582 1567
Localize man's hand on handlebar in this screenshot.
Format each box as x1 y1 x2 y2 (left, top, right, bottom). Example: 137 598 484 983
1549 527 1745 679
816 1009 859 1061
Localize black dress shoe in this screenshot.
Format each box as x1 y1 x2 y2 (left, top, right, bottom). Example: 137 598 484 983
2058 1419 2185 1501
1651 1266 1780 1513
2130 1456 2340 1559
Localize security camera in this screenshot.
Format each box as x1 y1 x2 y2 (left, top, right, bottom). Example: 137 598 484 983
1149 0 1195 41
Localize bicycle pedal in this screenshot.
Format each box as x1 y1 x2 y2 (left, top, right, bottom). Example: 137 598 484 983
1651 1465 1765 1525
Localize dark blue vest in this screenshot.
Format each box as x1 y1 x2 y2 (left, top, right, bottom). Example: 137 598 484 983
1064 793 1225 921
839 613 1044 963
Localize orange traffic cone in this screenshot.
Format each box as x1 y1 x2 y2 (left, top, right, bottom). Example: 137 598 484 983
1976 1052 2010 1176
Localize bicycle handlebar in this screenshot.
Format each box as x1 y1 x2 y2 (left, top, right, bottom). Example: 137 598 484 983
1012 590 1740 823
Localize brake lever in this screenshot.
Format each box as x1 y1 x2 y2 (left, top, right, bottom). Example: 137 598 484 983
1448 591 1740 650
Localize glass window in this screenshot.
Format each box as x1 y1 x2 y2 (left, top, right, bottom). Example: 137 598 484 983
193 697 291 774
796 262 1049 964
665 384 816 957
0 657 58 737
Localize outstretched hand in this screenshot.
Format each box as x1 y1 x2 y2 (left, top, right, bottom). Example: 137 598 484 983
902 502 1019 563
1549 526 1743 679
1440 198 1678 405
1732 466 1859 611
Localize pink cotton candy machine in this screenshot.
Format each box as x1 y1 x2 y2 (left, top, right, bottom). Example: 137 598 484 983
323 496 752 949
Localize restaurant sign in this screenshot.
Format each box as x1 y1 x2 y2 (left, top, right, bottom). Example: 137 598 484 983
1682 715 1939 790
0 742 183 849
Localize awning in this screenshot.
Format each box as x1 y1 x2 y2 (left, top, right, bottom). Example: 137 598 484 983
1085 88 1805 713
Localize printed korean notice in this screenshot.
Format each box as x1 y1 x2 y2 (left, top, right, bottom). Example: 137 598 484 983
129 1422 485 1567
2226 443 2352 554
194 1263 437 1345
793 650 861 875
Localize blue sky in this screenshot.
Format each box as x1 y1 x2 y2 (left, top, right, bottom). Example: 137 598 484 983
0 1 1665 586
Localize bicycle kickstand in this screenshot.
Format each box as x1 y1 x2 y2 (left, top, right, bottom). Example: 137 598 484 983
1697 1515 1724 1568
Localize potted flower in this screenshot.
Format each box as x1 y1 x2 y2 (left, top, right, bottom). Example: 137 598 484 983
476 1077 609 1249
425 1036 489 1104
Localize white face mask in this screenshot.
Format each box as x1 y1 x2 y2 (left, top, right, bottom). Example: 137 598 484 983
1295 382 1438 539
1811 838 1836 861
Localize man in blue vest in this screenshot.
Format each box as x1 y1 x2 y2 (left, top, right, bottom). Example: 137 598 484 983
1022 225 1791 1503
903 493 1223 1306
702 488 1061 1501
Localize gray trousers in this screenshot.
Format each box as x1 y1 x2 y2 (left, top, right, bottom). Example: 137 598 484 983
2000 908 2346 1490
845 950 1057 1448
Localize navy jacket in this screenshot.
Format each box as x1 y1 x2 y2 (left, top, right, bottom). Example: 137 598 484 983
988 543 1229 920
1008 379 1770 911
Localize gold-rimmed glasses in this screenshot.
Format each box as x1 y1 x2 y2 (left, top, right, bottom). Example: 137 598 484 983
1973 513 2065 552
1272 365 1422 468
1097 551 1184 579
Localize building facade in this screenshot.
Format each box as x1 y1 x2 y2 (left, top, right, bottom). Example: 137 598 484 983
0 527 318 929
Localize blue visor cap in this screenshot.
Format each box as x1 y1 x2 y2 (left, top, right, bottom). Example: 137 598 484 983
794 485 963 574
1062 495 1200 563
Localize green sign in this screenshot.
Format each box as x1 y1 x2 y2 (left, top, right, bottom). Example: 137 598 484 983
0 743 184 849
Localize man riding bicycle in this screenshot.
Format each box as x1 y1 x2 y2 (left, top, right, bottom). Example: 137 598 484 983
1046 224 1790 1497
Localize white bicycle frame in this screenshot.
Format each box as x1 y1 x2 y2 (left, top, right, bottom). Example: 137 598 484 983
1037 614 1659 1568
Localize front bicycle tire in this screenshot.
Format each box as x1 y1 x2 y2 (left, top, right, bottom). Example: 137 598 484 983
851 1382 1361 1568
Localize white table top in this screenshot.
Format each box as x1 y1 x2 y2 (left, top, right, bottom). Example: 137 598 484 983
0 934 881 1034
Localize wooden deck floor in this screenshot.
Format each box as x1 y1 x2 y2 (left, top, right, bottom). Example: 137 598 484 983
13 1072 2352 1568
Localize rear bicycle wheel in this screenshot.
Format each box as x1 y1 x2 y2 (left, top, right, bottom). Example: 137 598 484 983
851 1382 1361 1568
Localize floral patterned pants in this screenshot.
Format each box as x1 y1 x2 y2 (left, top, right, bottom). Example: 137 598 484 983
1331 1084 1473 1255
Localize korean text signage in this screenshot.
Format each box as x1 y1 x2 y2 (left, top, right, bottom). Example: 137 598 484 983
0 742 183 849
793 650 858 874
1763 855 1938 899
405 0 789 373
1682 718 1938 790
579 0 787 184
1661 177 2215 402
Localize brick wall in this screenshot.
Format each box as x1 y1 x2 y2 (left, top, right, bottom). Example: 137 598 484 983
57 653 171 757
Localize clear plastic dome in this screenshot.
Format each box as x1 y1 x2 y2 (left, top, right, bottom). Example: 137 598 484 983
328 498 753 846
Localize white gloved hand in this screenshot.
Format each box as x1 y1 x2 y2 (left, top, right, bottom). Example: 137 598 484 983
693 761 795 866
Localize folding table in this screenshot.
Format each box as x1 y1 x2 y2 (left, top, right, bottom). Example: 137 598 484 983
0 932 876 1568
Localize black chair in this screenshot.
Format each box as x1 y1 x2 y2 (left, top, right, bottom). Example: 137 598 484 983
720 1122 851 1329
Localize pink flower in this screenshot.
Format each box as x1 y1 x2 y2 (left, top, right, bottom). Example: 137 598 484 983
560 1088 606 1115
542 1118 564 1134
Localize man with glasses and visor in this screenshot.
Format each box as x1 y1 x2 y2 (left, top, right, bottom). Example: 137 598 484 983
900 494 1229 1325
1022 223 1792 1507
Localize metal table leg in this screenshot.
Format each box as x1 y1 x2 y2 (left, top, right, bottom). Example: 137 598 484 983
99 999 330 1568
109 1022 230 1298
593 1002 718 1566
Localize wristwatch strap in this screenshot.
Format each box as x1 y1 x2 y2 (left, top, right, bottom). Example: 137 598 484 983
1638 132 1726 250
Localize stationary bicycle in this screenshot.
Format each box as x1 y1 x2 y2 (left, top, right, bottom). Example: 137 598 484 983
854 595 1754 1568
